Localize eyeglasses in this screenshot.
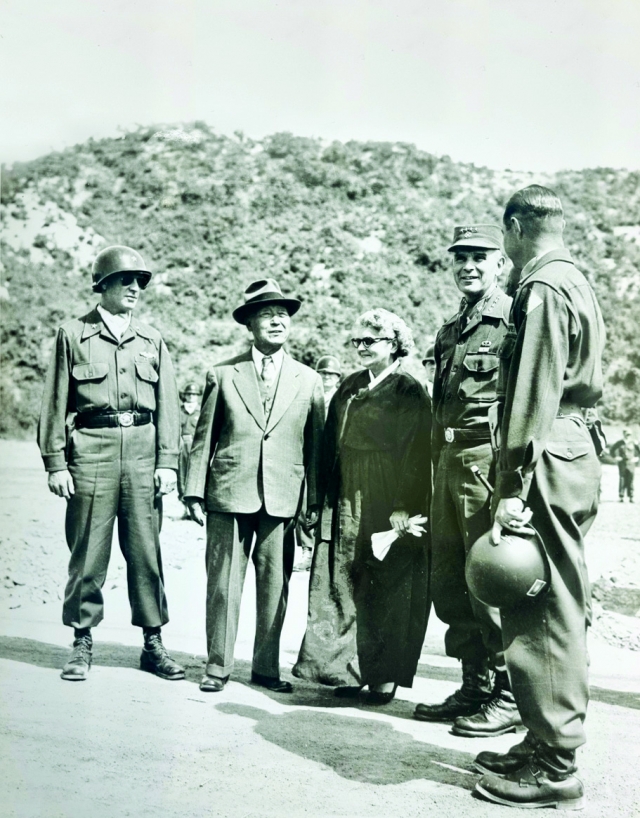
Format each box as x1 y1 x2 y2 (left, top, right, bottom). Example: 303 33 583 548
118 273 149 290
350 337 393 349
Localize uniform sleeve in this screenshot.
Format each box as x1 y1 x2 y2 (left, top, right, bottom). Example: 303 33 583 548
303 373 326 510
496 283 569 500
154 339 180 470
393 380 433 516
184 370 221 501
37 328 72 473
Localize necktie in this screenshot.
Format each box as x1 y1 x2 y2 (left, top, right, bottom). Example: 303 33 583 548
261 355 276 388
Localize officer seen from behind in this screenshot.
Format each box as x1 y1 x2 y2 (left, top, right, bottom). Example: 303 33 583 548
38 246 184 683
414 225 521 737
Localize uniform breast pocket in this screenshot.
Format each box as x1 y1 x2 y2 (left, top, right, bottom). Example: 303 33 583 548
458 354 500 402
71 362 110 411
134 360 159 410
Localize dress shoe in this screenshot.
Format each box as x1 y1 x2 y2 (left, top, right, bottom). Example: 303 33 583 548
475 760 585 810
140 632 185 680
250 671 293 693
414 658 493 722
452 672 523 737
474 733 538 775
365 684 398 705
334 686 363 698
61 632 93 681
200 674 228 692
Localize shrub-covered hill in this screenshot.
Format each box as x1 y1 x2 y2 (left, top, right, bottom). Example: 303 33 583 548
1 123 639 436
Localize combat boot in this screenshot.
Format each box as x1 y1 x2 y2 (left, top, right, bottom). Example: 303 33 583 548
140 629 185 680
452 669 523 737
414 658 493 722
61 630 93 681
474 732 538 775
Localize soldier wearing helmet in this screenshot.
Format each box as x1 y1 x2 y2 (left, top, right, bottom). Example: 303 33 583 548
177 382 203 515
414 225 519 737
38 245 184 683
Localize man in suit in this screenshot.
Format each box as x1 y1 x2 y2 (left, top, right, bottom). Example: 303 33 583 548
184 279 325 693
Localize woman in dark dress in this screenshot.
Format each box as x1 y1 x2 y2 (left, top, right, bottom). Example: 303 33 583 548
293 308 432 704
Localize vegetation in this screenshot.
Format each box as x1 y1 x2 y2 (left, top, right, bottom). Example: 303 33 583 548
1 123 639 436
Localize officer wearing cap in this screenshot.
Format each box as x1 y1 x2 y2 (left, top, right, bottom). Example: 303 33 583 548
473 186 605 809
184 278 325 694
38 245 184 683
177 382 203 514
414 224 520 736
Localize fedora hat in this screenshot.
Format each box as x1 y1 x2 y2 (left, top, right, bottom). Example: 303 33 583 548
232 278 302 325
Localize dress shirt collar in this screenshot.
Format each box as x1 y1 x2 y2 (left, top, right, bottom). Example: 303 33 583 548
251 345 285 376
368 359 400 390
97 304 131 340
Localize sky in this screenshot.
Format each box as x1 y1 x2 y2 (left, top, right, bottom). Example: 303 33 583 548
1 0 639 172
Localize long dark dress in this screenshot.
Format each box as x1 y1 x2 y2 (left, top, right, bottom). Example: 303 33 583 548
293 366 432 689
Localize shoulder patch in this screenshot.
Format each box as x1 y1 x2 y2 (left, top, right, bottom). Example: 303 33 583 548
527 291 544 314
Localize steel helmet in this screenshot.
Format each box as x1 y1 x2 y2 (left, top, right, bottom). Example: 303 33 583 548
465 527 550 609
316 355 342 375
180 382 202 399
92 245 152 291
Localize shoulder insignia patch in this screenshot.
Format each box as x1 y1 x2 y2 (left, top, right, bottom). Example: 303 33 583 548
527 291 543 314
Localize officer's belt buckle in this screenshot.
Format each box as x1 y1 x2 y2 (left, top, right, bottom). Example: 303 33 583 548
444 427 455 443
118 411 134 427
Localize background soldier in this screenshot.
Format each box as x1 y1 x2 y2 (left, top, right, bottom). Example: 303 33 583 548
38 245 184 683
610 428 640 502
177 382 203 516
474 186 605 809
421 344 436 396
293 354 343 572
414 225 521 737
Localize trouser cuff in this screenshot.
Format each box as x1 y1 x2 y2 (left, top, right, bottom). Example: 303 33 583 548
535 742 578 778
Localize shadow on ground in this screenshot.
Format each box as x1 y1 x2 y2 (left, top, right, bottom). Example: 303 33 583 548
216 701 478 788
1 635 639 714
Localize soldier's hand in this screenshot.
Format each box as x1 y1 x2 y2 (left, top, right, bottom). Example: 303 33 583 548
186 498 206 526
48 469 75 499
492 497 533 544
154 468 177 496
304 505 320 531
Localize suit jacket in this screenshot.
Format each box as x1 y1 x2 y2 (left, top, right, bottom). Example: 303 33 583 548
184 349 325 518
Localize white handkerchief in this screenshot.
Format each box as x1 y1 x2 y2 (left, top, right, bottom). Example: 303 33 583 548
371 515 429 560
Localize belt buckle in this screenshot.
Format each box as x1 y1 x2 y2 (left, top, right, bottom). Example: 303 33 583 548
118 411 134 427
444 427 454 443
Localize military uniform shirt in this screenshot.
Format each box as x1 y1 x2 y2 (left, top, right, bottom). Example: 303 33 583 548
38 306 180 473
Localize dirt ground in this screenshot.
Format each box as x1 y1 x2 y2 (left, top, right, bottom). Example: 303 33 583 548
1 440 639 818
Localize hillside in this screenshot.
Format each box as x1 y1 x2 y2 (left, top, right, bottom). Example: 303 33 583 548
1 123 639 436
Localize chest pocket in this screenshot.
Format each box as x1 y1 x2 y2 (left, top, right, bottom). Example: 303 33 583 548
71 362 110 411
458 354 500 403
135 360 159 410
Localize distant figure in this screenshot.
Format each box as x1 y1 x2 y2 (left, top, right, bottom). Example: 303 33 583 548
421 344 436 396
177 382 202 516
38 245 184 684
293 354 344 572
610 429 640 502
184 279 325 694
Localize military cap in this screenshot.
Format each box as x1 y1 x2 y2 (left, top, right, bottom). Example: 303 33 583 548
92 245 152 291
447 224 504 252
316 355 342 375
180 382 202 399
233 278 301 325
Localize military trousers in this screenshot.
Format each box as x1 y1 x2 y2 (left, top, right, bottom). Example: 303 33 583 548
501 416 601 750
204 507 294 679
430 440 503 667
64 423 169 630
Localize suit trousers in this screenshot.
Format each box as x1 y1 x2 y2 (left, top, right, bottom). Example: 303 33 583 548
430 440 504 667
501 417 601 750
204 508 294 678
64 424 168 630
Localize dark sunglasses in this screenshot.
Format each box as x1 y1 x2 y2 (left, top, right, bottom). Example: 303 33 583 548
118 273 149 290
350 337 393 349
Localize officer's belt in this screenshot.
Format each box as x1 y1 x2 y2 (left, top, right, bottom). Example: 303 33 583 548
75 411 153 429
443 427 492 443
